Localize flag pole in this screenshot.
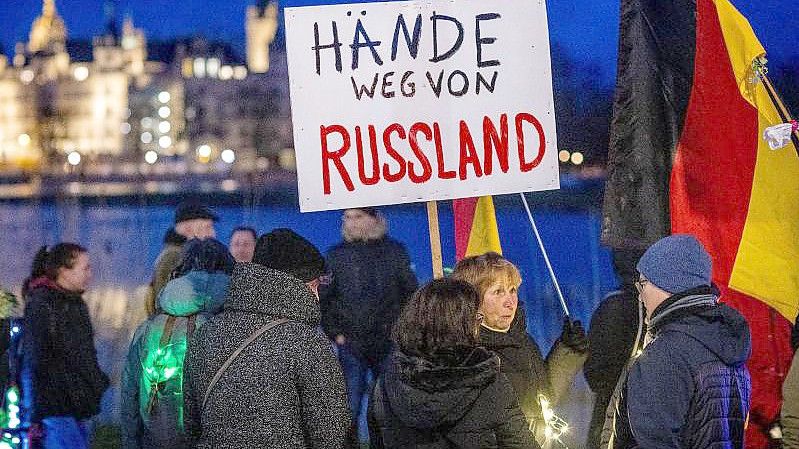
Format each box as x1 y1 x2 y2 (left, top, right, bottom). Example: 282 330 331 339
427 200 444 279
755 58 799 153
519 193 571 317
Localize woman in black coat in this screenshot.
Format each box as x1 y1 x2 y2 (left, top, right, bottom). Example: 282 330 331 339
369 278 539 449
22 244 109 449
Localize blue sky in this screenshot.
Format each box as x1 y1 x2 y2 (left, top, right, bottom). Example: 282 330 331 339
2 0 798 83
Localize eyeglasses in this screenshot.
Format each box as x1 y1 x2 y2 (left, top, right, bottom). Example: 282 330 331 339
634 278 649 294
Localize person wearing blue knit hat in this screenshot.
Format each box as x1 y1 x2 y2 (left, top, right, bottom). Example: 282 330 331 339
603 234 753 449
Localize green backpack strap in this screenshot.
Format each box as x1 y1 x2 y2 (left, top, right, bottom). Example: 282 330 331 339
146 315 179 414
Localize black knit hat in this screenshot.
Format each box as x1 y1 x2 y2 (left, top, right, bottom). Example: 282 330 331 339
175 200 218 224
253 229 326 282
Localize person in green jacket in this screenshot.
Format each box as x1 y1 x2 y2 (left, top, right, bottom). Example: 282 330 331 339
122 238 233 449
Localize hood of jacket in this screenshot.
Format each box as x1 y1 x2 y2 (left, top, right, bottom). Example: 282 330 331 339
659 302 751 366
158 271 230 316
381 346 500 430
223 262 320 326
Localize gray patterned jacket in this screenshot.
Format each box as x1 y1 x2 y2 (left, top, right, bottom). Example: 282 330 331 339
183 263 352 449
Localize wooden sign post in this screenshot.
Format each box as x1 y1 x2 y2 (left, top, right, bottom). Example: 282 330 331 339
427 200 444 278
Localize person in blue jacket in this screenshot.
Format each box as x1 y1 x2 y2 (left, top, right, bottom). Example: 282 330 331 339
604 234 751 449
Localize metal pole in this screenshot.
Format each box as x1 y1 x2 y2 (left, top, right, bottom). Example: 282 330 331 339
519 193 571 317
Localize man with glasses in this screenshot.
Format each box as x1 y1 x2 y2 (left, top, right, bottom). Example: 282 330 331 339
604 234 752 449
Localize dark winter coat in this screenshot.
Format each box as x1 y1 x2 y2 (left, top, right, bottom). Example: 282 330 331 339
183 263 351 449
783 350 799 449
606 289 752 449
121 270 230 449
320 237 417 366
479 308 585 428
369 347 539 449
584 288 642 449
21 278 109 422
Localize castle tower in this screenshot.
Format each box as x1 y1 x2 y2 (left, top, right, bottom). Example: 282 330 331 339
121 16 147 76
246 0 278 74
28 0 67 54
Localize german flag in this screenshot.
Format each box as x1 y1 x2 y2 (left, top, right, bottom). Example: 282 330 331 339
454 196 502 260
602 0 797 445
602 0 799 320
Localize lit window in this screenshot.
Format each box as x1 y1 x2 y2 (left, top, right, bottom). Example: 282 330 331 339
233 66 247 80
197 144 212 158
181 58 193 78
73 66 89 81
207 58 220 78
194 59 206 78
20 70 34 84
159 136 172 148
144 150 158 164
221 149 235 164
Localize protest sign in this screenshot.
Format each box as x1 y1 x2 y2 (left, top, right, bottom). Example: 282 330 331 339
285 0 559 212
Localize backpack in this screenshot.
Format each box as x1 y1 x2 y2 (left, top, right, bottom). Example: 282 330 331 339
138 314 198 444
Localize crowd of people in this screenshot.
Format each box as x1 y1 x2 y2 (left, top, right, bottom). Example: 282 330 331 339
12 200 799 449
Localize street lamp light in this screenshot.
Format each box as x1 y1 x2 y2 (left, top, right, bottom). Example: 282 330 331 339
67 152 81 166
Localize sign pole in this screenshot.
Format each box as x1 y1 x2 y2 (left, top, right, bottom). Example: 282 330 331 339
427 200 444 278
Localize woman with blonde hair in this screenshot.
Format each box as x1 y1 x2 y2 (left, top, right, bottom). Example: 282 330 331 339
451 252 587 435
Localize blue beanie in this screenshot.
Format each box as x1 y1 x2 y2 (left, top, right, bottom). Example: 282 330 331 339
636 234 712 294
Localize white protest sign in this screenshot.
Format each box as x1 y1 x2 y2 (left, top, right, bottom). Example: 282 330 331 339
285 0 559 212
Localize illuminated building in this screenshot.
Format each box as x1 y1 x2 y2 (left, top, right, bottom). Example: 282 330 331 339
0 0 290 172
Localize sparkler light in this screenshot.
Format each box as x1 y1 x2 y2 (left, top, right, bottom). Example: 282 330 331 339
537 394 569 448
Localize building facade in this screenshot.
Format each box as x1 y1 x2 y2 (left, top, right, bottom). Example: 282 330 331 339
0 0 292 173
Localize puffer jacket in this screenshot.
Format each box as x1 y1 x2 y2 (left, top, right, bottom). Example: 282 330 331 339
479 307 585 428
121 270 230 449
783 350 799 449
605 287 752 449
21 278 109 422
369 346 539 449
183 263 351 449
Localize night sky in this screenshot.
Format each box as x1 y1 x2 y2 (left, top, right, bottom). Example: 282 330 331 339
1 0 798 83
